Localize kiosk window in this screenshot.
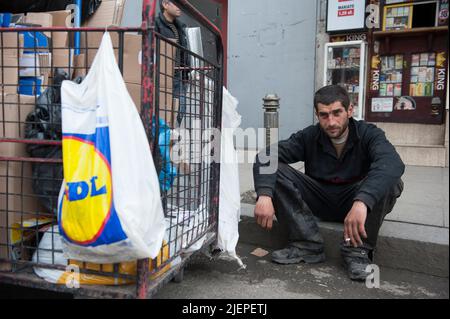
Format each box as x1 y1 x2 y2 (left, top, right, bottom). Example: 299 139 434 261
410 52 436 97
412 2 437 28
380 55 404 97
383 1 439 31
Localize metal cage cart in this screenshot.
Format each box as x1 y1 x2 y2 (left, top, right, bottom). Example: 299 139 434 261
0 0 223 299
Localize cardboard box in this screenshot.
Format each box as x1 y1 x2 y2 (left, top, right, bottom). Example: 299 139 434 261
0 33 23 94
125 82 177 127
72 53 88 79
123 34 142 85
48 10 72 28
21 13 53 38
158 39 176 89
47 10 71 51
77 33 142 80
0 94 37 140
0 160 43 269
52 49 75 79
122 35 175 88
21 13 53 28
19 30 49 53
0 57 19 94
0 93 46 268
0 33 24 58
125 82 141 112
77 33 174 88
19 53 41 77
79 31 119 68
38 53 51 88
83 0 126 28
51 31 69 50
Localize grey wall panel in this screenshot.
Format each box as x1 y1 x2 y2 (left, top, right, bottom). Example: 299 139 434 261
228 0 317 148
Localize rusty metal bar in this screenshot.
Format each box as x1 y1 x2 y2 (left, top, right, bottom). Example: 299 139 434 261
136 0 158 300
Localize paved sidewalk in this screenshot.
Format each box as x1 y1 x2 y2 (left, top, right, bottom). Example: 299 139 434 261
154 242 449 299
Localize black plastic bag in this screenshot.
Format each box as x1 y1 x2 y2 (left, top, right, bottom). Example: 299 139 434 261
24 68 84 215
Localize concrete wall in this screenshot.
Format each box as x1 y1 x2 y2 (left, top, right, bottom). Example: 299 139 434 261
314 0 329 94
121 0 142 27
228 0 317 148
446 60 449 167
446 112 449 167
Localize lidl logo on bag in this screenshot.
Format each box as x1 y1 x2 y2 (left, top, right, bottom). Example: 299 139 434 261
59 127 127 247
66 176 107 201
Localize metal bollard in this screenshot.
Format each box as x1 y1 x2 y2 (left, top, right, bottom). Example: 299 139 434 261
263 94 280 148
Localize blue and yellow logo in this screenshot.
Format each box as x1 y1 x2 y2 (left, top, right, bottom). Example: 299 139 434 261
58 127 127 247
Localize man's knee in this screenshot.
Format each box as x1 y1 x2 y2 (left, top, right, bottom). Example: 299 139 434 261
276 163 301 181
389 178 404 199
372 178 404 215
272 163 302 198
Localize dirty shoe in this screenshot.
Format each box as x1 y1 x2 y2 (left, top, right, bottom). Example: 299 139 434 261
341 247 373 281
271 246 325 265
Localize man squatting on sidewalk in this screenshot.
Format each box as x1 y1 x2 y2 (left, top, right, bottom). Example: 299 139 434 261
253 85 405 281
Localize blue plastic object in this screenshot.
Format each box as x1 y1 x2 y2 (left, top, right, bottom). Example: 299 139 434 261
19 77 43 96
74 0 82 55
152 117 177 192
0 13 12 27
19 31 49 53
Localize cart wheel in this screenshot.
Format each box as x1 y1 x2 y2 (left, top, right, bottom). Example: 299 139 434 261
173 268 184 283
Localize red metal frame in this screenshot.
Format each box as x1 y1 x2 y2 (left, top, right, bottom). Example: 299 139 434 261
211 0 228 86
136 0 224 299
0 0 224 299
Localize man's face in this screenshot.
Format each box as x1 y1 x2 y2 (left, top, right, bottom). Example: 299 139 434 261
316 101 353 139
163 1 182 18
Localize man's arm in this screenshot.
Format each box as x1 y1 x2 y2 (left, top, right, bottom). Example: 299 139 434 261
253 130 307 199
354 126 405 211
344 126 405 247
253 130 307 230
253 131 305 197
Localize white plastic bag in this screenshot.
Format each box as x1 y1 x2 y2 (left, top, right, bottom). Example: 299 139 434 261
58 32 166 263
33 226 175 285
217 87 244 268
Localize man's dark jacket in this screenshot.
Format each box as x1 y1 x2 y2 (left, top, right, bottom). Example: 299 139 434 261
253 118 405 211
154 12 190 81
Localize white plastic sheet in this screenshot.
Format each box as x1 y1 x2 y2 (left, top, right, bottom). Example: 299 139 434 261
217 88 245 268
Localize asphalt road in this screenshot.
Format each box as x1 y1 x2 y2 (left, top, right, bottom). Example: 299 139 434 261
154 242 449 299
0 242 448 299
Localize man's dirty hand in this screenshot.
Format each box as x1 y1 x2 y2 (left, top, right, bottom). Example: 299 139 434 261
254 196 275 230
344 201 368 247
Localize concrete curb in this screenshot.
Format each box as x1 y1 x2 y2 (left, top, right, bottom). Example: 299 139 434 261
239 203 449 278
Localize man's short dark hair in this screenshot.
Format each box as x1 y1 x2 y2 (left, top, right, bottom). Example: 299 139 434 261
314 85 351 111
160 0 169 12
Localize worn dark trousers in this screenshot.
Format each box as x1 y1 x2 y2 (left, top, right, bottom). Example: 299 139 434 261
272 163 404 255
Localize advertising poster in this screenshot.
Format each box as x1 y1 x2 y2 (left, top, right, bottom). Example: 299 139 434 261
372 97 394 112
327 0 366 32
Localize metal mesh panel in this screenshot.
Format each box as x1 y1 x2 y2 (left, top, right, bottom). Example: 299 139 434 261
0 27 221 293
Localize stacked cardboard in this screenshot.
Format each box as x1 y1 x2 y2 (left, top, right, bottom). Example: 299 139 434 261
21 12 53 38
0 33 24 94
0 94 43 270
83 0 126 27
47 10 73 78
73 32 178 126
1 1 142 269
0 94 36 141
125 37 178 126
